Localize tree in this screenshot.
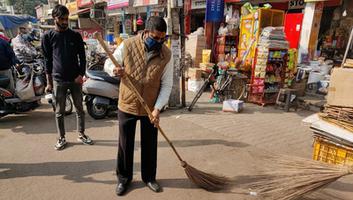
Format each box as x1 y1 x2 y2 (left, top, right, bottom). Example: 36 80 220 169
7 0 47 16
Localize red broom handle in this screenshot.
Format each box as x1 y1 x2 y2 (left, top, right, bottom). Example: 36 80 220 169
94 33 184 163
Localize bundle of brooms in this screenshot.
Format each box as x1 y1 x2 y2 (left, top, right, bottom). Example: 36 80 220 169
94 33 231 191
247 154 353 200
319 105 353 132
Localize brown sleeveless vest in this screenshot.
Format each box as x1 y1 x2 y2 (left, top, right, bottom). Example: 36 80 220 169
118 34 171 116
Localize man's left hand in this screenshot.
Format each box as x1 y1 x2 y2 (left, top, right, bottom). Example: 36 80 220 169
75 75 83 85
151 109 160 128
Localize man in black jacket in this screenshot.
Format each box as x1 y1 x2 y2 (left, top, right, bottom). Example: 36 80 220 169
0 38 17 92
41 5 93 150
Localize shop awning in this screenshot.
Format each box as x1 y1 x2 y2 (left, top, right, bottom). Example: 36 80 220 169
0 14 37 30
39 25 55 29
225 0 291 3
69 15 79 20
71 8 91 15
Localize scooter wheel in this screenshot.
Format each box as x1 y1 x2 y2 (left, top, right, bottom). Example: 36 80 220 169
65 95 73 115
86 100 107 119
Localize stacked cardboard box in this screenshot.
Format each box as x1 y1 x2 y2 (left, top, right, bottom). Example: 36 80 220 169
188 68 203 80
343 59 353 68
199 63 214 71
186 35 207 67
327 68 353 108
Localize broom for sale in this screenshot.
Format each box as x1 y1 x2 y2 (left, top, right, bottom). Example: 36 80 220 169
247 154 353 200
94 33 231 191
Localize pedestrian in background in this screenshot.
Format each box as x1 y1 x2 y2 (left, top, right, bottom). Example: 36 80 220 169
0 37 18 92
41 4 93 150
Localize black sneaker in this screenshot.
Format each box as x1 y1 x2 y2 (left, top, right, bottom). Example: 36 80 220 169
77 134 93 145
55 137 67 150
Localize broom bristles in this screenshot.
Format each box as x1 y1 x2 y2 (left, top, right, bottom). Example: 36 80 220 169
181 161 232 191
247 154 353 200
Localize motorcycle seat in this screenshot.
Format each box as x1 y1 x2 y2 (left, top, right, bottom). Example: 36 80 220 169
0 75 10 88
86 70 120 85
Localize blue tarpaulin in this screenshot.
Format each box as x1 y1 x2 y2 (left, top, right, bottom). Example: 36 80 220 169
0 14 37 30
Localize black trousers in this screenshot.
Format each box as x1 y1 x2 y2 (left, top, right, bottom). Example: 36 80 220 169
53 81 85 137
116 110 158 184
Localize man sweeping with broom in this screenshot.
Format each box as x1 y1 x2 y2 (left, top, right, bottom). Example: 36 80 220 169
104 16 173 196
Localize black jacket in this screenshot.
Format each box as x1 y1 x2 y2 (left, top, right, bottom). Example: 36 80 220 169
41 29 86 82
0 38 17 70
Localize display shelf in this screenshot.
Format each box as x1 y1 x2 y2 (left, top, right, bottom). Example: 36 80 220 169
248 48 288 105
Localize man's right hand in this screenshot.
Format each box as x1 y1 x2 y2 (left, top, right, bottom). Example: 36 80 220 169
113 66 124 77
45 84 53 93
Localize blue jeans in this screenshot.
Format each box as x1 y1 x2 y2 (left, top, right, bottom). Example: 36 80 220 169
53 81 85 137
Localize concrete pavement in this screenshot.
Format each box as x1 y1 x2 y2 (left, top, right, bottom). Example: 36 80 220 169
0 91 352 200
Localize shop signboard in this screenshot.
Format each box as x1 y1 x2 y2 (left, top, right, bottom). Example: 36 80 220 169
205 0 224 22
289 0 305 9
107 0 129 10
124 18 132 35
191 0 206 9
66 1 78 15
77 28 103 40
77 0 93 8
133 0 158 7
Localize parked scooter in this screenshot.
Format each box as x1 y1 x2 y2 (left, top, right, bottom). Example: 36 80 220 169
45 92 73 115
82 70 120 119
86 51 107 71
0 65 42 118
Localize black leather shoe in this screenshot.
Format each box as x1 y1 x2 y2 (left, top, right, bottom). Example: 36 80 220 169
116 182 128 196
146 181 161 193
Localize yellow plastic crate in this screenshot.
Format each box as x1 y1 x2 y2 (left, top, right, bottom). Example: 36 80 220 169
313 137 353 166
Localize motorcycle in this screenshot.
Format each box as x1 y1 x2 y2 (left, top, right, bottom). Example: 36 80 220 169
82 70 120 119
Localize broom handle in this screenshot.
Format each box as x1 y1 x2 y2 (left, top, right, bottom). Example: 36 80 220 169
95 33 184 163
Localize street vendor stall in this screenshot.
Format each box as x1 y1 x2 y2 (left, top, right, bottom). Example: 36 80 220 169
237 7 284 71
0 14 37 38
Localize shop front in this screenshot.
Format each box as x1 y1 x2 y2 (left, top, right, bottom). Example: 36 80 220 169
317 0 353 64
186 0 302 106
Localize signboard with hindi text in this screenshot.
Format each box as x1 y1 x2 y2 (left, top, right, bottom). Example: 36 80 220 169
77 0 93 8
107 0 129 10
133 0 158 7
205 0 224 22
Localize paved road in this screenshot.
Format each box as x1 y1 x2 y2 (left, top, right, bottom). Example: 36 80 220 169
1 92 352 200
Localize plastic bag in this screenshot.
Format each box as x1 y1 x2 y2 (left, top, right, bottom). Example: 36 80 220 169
16 71 35 100
33 75 45 96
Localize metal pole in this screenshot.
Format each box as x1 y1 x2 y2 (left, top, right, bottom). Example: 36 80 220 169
342 27 353 68
180 0 186 107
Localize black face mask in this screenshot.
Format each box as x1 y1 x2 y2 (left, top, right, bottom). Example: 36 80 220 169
145 36 163 52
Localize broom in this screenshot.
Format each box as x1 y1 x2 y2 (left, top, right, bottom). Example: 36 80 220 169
94 33 231 191
247 154 353 200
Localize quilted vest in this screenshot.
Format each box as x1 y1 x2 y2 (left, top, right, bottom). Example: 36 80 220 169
118 34 171 116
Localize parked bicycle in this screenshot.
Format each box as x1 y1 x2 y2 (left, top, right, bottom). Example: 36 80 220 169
187 65 248 111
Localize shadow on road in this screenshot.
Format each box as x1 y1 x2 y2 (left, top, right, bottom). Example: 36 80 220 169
0 104 116 135
92 139 249 149
0 160 237 194
0 159 123 185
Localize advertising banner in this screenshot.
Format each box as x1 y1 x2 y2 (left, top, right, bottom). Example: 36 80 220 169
205 0 224 22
